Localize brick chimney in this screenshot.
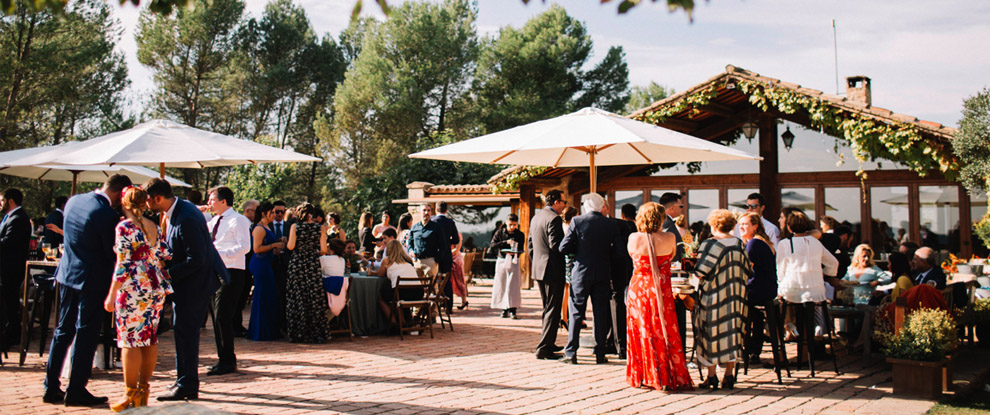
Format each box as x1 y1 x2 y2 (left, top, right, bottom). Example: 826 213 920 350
846 75 871 106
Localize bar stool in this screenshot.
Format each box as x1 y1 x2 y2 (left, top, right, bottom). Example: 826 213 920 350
782 301 839 377
742 299 790 384
28 272 57 357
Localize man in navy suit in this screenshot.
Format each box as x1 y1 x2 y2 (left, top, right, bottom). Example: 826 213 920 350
42 175 131 406
143 178 229 401
912 246 947 290
432 201 458 313
559 193 622 364
42 196 67 247
1 188 32 348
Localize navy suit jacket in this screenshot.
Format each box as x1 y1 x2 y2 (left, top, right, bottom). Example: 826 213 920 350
165 198 227 301
915 267 947 290
1 206 32 280
432 214 458 273
55 192 118 293
560 211 622 293
43 209 64 246
662 216 684 260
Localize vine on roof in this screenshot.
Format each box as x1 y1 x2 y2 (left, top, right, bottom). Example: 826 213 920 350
489 166 548 194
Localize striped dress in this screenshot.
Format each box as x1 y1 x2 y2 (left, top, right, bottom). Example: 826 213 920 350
692 237 751 367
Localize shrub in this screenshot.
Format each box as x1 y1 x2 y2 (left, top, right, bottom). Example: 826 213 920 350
880 308 958 362
973 298 990 323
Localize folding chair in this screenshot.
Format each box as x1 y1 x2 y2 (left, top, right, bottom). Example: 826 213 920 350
430 272 453 331
393 274 434 340
327 276 354 341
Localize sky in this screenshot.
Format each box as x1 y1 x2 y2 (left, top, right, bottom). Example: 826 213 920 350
110 0 990 128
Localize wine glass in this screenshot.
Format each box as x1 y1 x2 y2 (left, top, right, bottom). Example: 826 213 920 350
40 243 52 261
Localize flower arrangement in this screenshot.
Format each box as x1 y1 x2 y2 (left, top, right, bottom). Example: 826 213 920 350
941 253 964 274
973 298 990 323
879 308 958 362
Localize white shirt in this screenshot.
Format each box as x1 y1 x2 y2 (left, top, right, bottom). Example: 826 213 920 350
320 255 346 277
207 206 252 270
776 235 839 303
386 262 418 288
732 216 781 246
94 189 111 205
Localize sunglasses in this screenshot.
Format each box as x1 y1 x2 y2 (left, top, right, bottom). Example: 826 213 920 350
273 209 286 214
745 204 762 209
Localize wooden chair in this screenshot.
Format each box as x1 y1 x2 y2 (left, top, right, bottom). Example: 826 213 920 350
393 274 435 340
327 276 354 341
430 272 453 331
462 251 476 284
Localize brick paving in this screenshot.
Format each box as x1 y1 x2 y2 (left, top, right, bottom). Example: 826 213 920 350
1 282 940 414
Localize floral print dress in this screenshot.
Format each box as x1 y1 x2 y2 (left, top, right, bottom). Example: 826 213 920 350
286 222 330 343
112 219 173 348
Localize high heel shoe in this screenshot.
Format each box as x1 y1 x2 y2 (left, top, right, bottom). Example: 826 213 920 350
109 386 140 412
137 383 150 406
722 374 736 390
457 301 469 310
697 375 719 390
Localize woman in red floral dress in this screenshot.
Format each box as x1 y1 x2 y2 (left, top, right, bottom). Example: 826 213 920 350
625 202 693 391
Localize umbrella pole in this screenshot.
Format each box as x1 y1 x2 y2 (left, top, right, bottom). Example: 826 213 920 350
589 149 597 194
160 162 165 179
71 171 79 195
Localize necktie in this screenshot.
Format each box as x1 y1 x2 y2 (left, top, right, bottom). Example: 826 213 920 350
275 222 282 239
160 213 168 237
211 216 224 241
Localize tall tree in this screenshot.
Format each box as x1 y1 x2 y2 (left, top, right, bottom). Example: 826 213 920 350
623 81 674 115
469 4 599 134
573 45 630 113
136 0 245 130
323 0 479 187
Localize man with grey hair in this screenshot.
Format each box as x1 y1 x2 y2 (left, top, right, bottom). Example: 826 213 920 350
911 246 946 289
240 199 260 223
559 192 622 364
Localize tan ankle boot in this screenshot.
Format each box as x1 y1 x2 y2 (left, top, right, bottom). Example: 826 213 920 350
110 386 140 412
137 383 150 406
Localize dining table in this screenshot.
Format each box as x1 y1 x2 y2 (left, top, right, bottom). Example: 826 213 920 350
347 273 389 336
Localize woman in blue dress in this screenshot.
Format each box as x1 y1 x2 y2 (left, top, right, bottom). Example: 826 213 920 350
247 202 285 341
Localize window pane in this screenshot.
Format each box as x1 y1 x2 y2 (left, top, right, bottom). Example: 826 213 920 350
650 189 679 203
615 190 643 217
728 188 759 213
919 186 958 251
781 187 816 221
688 189 718 226
824 187 862 246
870 186 909 254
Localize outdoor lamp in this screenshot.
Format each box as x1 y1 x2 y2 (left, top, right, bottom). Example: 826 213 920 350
781 126 796 150
740 121 758 141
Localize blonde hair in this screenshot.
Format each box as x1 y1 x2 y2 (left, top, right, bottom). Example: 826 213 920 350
385 239 413 266
707 209 737 234
121 186 149 237
635 202 666 233
852 244 875 268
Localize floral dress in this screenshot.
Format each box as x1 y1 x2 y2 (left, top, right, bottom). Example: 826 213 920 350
112 219 173 348
285 222 330 343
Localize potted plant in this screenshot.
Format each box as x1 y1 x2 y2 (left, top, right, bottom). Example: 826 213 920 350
974 298 990 348
880 307 958 399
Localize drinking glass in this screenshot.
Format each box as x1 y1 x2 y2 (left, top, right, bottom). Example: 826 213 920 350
41 243 52 261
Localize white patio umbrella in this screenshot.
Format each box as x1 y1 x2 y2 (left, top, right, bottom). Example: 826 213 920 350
0 145 190 194
409 107 761 192
7 119 321 177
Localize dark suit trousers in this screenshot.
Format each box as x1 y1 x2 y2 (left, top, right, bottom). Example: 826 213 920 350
536 278 565 354
608 283 628 354
212 268 244 367
273 254 290 331
233 271 252 330
564 280 612 358
173 293 212 390
1 267 24 337
44 285 105 393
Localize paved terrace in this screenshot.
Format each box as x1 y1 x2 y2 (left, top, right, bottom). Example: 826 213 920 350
1 283 945 414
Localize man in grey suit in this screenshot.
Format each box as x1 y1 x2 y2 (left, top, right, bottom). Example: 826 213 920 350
528 190 567 360
658 192 684 259
559 193 622 364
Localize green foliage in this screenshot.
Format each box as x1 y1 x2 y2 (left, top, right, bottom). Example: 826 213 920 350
973 298 990 323
324 0 479 186
572 46 630 113
624 81 674 115
0 0 130 216
953 88 990 195
489 166 547 194
880 308 957 362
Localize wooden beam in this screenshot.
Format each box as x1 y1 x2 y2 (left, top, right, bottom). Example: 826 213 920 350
759 116 780 223
698 102 736 118
655 117 699 132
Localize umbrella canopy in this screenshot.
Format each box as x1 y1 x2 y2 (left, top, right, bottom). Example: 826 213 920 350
409 107 761 192
8 119 320 170
0 144 190 194
881 188 986 207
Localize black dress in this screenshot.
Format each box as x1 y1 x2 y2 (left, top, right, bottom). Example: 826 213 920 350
285 222 330 343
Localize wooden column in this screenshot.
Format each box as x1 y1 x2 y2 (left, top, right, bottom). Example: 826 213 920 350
908 185 921 244
758 117 780 223
861 186 873 247
958 185 973 258
518 183 535 289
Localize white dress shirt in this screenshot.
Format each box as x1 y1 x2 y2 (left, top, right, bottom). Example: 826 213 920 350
208 206 252 270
